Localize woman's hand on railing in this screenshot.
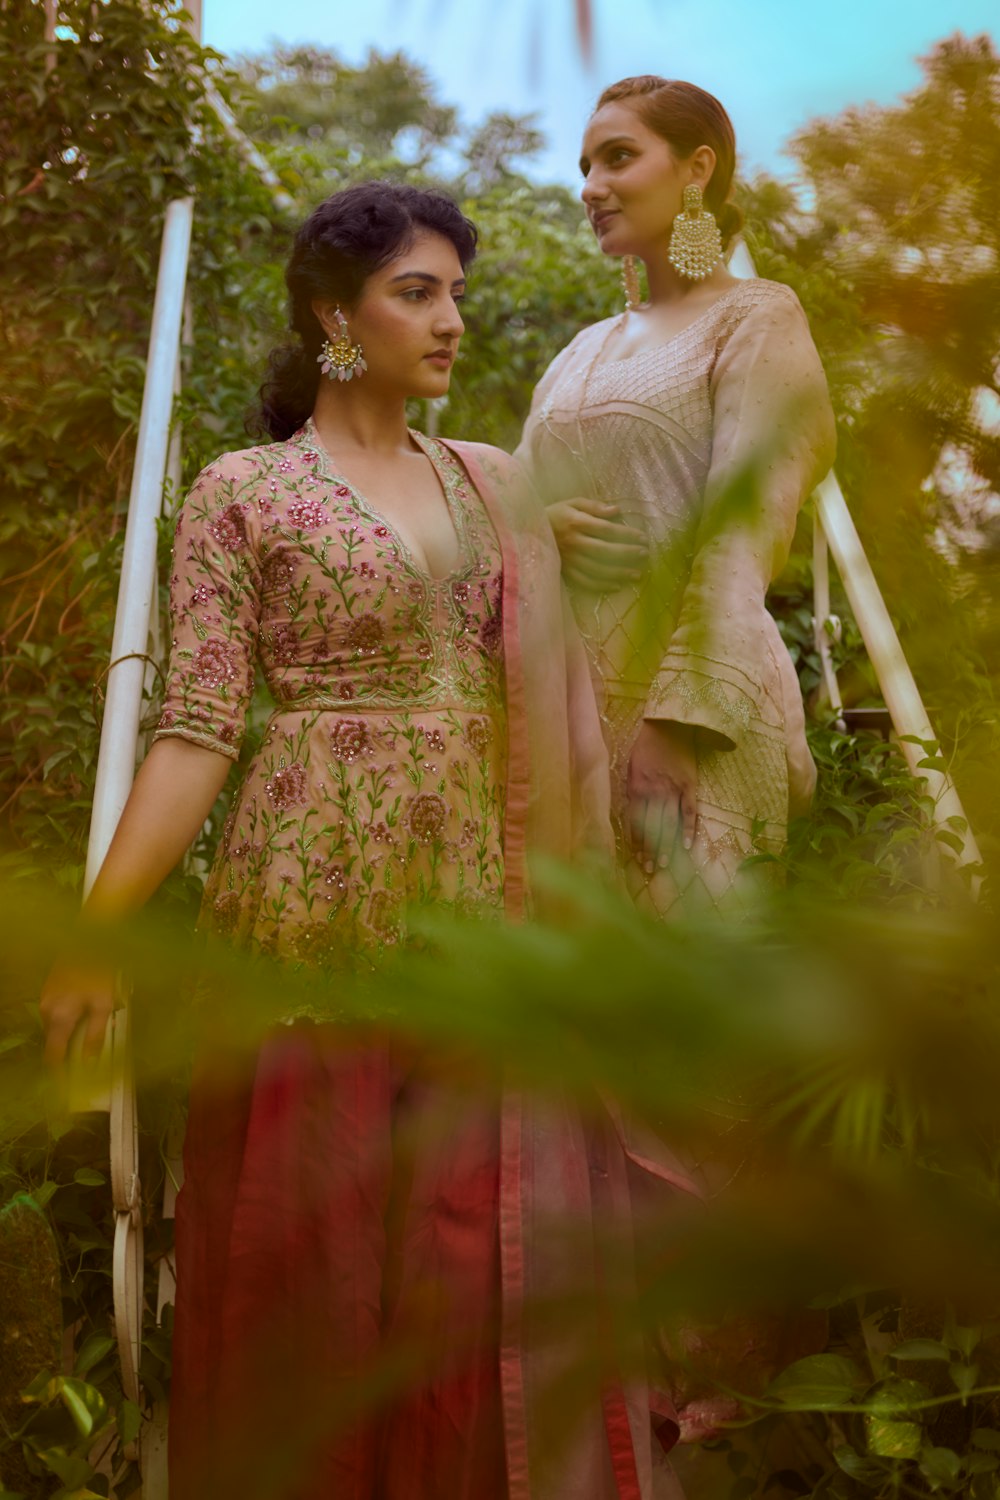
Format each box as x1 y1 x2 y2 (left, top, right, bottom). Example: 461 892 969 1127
547 497 647 591
627 720 699 869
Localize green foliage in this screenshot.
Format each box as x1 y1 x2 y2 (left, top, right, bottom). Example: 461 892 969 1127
740 32 1000 882
0 0 287 881
2 11 999 1499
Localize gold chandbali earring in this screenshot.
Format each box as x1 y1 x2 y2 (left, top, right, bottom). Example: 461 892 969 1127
667 183 723 281
621 254 641 312
317 307 367 382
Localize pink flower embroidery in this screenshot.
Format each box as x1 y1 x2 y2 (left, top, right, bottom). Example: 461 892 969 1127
212 890 242 935
193 638 240 688
407 792 447 844
423 727 446 754
480 602 503 657
345 615 384 657
367 890 402 944
464 717 491 756
294 920 348 965
270 622 299 667
286 496 329 532
330 718 371 763
265 761 308 810
210 503 248 552
262 549 297 594
452 580 471 605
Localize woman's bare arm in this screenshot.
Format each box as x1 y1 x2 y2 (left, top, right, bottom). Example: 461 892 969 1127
40 736 233 1064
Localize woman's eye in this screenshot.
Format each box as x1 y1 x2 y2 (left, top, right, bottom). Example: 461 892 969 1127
402 288 428 302
609 149 632 166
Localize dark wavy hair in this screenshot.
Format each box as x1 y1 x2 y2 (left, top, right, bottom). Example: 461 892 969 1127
249 182 478 442
595 77 744 249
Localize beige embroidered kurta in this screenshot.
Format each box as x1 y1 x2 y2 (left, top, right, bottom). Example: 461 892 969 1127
517 279 836 915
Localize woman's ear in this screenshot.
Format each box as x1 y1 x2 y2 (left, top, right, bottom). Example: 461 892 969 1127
311 299 344 341
688 144 717 189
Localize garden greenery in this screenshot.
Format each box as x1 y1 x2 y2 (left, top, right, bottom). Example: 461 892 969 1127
1 3 998 1496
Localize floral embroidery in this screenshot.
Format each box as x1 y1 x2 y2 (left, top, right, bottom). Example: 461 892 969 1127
193 639 240 688
261 549 297 594
345 614 384 656
270 622 300 667
367 890 402 944
407 791 448 844
265 761 308 809
480 604 503 657
210 503 248 552
464 717 491 755
153 427 508 1011
212 890 242 934
330 718 371 763
286 496 329 532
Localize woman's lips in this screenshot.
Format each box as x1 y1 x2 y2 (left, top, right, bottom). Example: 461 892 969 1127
424 351 454 367
592 210 619 231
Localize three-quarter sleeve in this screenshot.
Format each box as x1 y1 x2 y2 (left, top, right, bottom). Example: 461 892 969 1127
644 287 836 745
152 456 263 761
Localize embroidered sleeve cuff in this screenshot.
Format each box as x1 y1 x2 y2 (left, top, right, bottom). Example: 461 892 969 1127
644 659 759 748
151 725 242 761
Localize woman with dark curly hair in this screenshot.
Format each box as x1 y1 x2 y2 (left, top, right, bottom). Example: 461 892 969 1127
41 181 625 1499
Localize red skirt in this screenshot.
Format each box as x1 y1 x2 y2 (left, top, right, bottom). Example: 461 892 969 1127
169 1025 506 1500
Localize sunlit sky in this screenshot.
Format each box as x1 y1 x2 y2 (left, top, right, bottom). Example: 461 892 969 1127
199 0 998 187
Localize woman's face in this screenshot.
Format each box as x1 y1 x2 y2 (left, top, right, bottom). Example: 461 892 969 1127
579 101 714 260
315 229 466 399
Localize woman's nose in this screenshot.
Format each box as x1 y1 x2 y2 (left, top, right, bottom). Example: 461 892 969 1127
581 174 607 207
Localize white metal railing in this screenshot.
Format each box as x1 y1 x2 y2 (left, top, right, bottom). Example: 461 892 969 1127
73 199 194 1421
728 239 981 874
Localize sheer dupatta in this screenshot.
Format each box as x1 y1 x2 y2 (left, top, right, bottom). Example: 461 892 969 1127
442 443 694 1500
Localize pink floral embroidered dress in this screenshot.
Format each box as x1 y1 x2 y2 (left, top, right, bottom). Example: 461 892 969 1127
517 279 836 915
154 420 508 970
154 426 689 1500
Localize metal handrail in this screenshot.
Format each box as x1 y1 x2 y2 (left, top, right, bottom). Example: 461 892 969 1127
729 239 981 874
74 200 194 1418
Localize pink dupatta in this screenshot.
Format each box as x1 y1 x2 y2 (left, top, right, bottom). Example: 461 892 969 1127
442 442 697 1500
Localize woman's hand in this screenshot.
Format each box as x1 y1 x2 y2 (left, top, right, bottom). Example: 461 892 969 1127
37 738 233 1068
547 497 647 591
40 957 117 1068
627 720 698 869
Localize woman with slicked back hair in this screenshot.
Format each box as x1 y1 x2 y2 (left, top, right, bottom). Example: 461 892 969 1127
519 76 835 915
517 76 836 1477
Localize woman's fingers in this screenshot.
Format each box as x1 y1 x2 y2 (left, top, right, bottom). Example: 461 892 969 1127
564 535 648 591
572 515 648 547
680 781 698 852
630 790 675 871
40 972 114 1067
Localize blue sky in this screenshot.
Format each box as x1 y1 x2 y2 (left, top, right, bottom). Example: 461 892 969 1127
200 0 998 187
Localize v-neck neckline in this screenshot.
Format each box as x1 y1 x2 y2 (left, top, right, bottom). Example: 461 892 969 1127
589 281 747 372
297 420 468 585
